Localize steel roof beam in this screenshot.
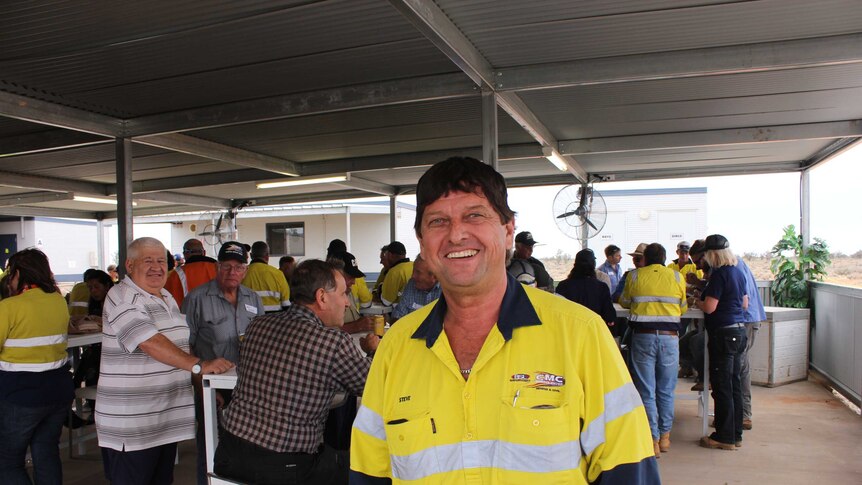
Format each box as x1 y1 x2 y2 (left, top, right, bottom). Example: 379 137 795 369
123 73 476 137
133 191 232 209
560 120 862 155
335 174 396 196
497 33 862 92
0 206 98 219
0 130 110 157
0 170 109 195
133 133 300 176
0 91 123 136
388 0 587 182
0 191 75 208
251 190 378 208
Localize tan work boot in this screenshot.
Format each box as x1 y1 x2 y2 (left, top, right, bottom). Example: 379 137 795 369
742 419 753 430
653 439 661 458
699 436 736 451
659 432 671 452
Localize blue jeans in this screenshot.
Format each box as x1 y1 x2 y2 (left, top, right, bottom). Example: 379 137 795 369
630 332 680 440
0 399 68 485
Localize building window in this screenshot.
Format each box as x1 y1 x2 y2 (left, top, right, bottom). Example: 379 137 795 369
267 222 305 256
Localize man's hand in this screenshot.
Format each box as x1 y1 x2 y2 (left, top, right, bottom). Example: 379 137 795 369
342 316 375 334
359 333 380 355
215 391 226 411
686 273 705 288
201 358 235 375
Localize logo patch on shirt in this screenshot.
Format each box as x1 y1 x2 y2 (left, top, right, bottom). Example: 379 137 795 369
510 373 531 382
530 372 565 388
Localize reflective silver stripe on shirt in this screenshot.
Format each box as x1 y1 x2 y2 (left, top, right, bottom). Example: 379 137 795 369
630 296 683 305
580 382 643 456
256 290 281 299
262 304 282 312
628 314 681 323
353 405 387 441
391 439 581 481
281 299 292 307
69 301 88 308
176 266 189 296
3 334 67 347
0 356 68 372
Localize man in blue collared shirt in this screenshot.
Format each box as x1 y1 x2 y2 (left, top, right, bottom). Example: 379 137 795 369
183 241 265 485
598 244 623 291
391 255 441 321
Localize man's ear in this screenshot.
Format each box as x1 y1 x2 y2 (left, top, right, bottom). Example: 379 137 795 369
315 287 327 306
125 258 134 275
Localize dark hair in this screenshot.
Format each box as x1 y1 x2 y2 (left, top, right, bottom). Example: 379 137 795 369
85 270 114 289
643 243 667 266
604 244 621 258
414 157 515 234
6 248 57 294
290 259 338 306
566 261 597 280
326 239 347 258
166 250 176 271
279 255 295 266
0 273 12 299
251 241 269 259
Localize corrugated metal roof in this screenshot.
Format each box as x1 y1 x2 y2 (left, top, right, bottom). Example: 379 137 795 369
520 63 862 140
438 0 862 67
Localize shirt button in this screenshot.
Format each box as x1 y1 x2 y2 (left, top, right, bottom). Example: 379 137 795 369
532 419 540 427
399 435 405 441
463 392 471 399
465 432 473 440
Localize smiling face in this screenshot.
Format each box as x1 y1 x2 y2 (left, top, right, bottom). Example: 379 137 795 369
126 244 168 296
417 190 514 298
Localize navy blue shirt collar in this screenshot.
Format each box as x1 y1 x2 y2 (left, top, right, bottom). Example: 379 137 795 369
412 274 542 348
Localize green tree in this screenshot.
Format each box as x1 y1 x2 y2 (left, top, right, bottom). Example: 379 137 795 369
770 225 830 308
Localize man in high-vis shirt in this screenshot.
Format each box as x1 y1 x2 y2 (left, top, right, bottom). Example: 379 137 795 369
242 241 291 313
68 268 98 317
667 240 703 280
164 238 217 308
350 157 659 484
620 243 687 459
379 241 413 307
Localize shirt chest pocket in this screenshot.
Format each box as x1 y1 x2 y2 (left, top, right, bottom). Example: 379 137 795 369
499 388 572 445
384 409 442 480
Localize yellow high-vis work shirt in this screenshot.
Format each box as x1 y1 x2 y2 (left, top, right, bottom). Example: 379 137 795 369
380 260 413 306
353 277 373 309
667 259 704 280
67 282 90 317
242 261 291 313
351 276 659 484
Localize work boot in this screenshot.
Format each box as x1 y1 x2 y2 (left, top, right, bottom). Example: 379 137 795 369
742 419 753 430
659 433 671 452
699 436 736 451
653 440 661 458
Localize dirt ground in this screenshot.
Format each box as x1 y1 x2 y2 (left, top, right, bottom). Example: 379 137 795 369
542 255 862 289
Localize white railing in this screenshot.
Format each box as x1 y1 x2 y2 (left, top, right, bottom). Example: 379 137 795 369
810 281 862 407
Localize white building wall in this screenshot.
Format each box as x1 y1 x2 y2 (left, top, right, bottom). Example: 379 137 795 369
34 218 99 281
597 189 707 272
394 205 420 259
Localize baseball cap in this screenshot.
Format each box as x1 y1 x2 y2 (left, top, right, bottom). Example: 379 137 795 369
173 253 183 261
676 241 691 252
704 234 730 250
689 239 706 256
627 243 648 257
515 231 538 246
217 241 248 264
330 251 365 278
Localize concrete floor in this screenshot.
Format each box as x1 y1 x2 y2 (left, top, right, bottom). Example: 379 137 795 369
55 376 862 484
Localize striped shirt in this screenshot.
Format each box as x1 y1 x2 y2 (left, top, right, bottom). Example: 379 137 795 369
96 278 195 452
222 304 370 453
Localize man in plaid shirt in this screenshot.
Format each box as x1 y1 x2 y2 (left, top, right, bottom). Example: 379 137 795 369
215 259 379 485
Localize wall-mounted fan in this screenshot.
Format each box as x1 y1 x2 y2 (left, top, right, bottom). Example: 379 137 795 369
553 182 607 240
191 201 252 250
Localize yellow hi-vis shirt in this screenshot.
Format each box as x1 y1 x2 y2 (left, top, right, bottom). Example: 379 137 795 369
620 264 687 329
351 276 659 484
68 281 90 317
353 277 372 309
241 261 291 312
667 259 704 280
381 260 413 306
0 288 70 371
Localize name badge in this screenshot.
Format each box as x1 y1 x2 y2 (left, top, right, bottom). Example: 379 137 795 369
245 303 258 314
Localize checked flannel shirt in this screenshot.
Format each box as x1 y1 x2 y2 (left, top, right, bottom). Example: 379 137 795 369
221 304 371 453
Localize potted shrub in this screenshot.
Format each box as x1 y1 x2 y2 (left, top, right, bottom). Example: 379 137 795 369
770 225 830 308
